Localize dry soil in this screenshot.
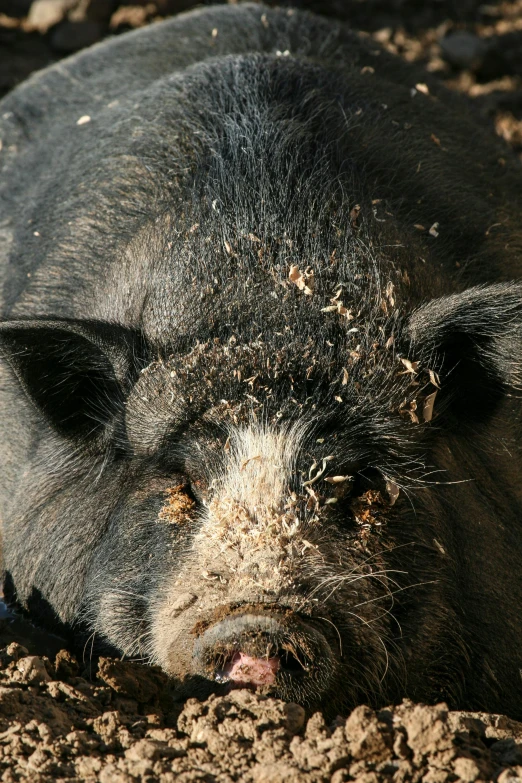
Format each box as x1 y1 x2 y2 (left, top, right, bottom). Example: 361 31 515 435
3 640 522 782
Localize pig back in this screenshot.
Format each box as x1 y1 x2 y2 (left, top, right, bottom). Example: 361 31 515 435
0 2 521 325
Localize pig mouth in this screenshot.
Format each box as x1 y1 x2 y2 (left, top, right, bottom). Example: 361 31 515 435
191 612 337 703
216 651 281 689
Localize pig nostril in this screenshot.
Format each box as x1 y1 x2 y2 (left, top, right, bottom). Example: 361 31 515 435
213 648 306 686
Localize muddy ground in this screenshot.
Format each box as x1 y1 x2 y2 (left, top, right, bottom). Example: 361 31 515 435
1 0 522 781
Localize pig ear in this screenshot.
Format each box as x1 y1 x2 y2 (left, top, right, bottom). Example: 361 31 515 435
406 282 522 423
0 319 146 440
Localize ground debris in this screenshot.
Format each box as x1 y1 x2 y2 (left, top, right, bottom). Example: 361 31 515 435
0 640 520 782
0 628 522 783
2 0 522 781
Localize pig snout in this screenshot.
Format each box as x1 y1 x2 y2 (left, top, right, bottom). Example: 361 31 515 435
192 613 336 697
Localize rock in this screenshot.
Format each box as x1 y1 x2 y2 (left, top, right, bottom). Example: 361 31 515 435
453 756 482 782
284 702 306 734
498 768 522 783
5 642 29 661
54 648 79 679
345 705 392 763
439 31 488 70
124 738 162 761
97 656 170 703
252 761 302 783
400 702 453 761
15 655 52 684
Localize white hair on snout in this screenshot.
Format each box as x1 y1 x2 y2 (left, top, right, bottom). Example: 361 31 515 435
217 422 301 514
198 421 309 589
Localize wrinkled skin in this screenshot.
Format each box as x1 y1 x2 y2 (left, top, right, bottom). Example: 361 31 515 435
0 4 522 719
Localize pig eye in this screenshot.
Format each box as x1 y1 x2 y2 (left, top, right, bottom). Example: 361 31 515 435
187 476 208 503
160 464 204 504
350 468 387 498
324 465 395 513
329 468 394 537
322 467 387 512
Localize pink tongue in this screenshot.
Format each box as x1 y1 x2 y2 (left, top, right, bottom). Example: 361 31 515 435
223 652 279 687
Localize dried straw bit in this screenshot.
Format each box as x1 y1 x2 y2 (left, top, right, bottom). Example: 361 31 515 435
351 490 387 541
288 264 315 295
321 288 353 319
422 391 438 422
398 398 419 424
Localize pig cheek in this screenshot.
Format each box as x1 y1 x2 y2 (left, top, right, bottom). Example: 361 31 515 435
150 545 239 677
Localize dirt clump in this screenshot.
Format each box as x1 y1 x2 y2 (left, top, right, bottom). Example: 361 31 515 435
158 485 196 526
0 639 521 781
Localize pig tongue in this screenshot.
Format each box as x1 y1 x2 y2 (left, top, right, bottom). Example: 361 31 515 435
223 652 279 687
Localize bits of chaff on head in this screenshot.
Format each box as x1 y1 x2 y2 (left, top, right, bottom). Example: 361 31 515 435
399 357 419 375
305 485 321 512
321 287 353 319
240 455 261 471
422 391 438 422
428 369 441 389
385 281 395 307
399 398 419 424
350 204 361 226
385 480 400 505
351 489 385 532
288 264 315 296
303 456 334 487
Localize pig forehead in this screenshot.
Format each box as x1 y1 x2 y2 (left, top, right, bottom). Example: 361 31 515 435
121 234 296 342
129 340 406 468
120 220 415 429
112 214 398 347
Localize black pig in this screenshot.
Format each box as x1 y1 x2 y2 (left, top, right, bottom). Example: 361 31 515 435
1 3 522 718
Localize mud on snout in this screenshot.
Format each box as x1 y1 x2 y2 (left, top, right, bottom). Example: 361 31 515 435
192 610 337 703
149 424 391 710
